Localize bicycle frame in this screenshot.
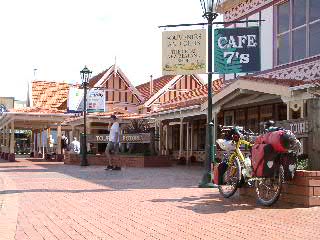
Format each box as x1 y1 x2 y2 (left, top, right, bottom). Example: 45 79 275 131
227 139 253 166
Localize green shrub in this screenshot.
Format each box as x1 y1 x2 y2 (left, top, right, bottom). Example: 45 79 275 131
296 154 309 170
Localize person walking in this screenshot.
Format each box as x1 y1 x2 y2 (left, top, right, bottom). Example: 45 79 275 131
105 114 121 170
69 137 81 154
61 134 69 154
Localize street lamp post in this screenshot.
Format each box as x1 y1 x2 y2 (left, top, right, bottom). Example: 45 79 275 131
80 66 92 166
199 0 219 187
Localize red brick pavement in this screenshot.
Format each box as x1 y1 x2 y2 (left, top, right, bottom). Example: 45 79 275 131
0 158 320 240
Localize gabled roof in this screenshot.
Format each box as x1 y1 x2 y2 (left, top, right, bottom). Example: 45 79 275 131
136 74 204 106
136 75 176 101
32 80 78 110
89 64 144 103
155 78 224 112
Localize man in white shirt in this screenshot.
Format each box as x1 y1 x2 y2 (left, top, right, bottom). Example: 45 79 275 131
105 114 121 170
69 137 80 154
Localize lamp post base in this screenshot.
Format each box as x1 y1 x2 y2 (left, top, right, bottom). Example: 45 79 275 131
199 172 218 188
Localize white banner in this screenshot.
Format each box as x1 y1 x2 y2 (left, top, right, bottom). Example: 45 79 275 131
67 87 83 112
162 29 206 75
87 89 105 113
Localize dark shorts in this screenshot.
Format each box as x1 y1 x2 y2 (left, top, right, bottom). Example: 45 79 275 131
105 141 119 154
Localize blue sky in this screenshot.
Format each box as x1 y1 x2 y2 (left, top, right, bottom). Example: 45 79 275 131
0 0 222 101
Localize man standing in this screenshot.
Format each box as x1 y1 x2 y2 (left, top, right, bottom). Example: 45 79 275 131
69 137 81 154
105 114 121 170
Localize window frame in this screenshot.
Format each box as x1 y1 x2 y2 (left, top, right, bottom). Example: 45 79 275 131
275 0 320 66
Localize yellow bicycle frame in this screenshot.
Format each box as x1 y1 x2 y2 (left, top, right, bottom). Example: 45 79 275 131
227 139 253 166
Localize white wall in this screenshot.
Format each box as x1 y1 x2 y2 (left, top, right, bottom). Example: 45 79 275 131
261 6 274 71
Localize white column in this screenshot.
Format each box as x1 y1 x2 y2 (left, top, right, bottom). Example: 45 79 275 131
158 121 162 155
57 125 62 154
6 125 9 152
9 121 15 154
190 122 193 156
286 102 291 120
32 131 36 154
186 121 189 165
179 118 183 159
86 121 91 152
40 129 44 158
301 100 305 118
165 124 168 155
0 128 3 150
69 125 75 142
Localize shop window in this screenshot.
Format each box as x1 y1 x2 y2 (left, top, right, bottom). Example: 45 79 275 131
172 126 180 151
235 109 246 127
247 107 259 132
198 126 205 150
224 111 234 126
292 110 300 119
277 103 287 121
310 21 320 56
276 0 320 65
260 105 273 122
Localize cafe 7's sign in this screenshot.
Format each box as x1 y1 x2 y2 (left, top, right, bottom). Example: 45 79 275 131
214 26 260 74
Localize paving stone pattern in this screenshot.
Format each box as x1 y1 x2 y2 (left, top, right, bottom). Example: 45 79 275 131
0 159 320 240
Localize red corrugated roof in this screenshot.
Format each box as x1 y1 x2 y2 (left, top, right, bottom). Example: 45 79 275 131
155 78 224 112
239 76 306 87
88 67 111 87
136 75 175 101
63 111 148 124
32 80 78 110
8 107 65 114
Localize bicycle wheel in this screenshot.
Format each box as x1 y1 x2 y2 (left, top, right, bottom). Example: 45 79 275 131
255 165 284 206
218 156 242 198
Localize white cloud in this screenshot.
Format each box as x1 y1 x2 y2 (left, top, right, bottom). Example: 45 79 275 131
0 0 220 101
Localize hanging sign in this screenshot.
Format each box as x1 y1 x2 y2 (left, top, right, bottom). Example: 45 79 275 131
67 87 84 113
87 89 105 113
214 26 260 74
87 133 151 143
162 29 206 75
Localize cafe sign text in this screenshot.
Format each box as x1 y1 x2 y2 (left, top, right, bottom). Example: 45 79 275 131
214 26 260 74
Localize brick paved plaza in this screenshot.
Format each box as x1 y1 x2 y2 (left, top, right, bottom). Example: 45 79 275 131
0 158 320 240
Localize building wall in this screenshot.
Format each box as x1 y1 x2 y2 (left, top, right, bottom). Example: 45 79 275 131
223 4 274 80
158 76 202 103
104 73 140 112
0 97 14 110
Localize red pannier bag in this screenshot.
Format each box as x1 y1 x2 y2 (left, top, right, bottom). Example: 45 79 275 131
251 143 279 177
254 130 290 153
280 152 297 180
213 161 228 185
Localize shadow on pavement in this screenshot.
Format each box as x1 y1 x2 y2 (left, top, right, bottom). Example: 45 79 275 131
0 188 129 194
0 159 205 190
149 192 306 213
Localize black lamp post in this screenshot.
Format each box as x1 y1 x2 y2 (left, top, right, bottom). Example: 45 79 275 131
199 0 220 187
80 65 92 166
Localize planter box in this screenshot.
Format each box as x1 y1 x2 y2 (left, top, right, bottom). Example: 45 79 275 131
239 170 320 207
64 152 171 167
8 153 15 162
